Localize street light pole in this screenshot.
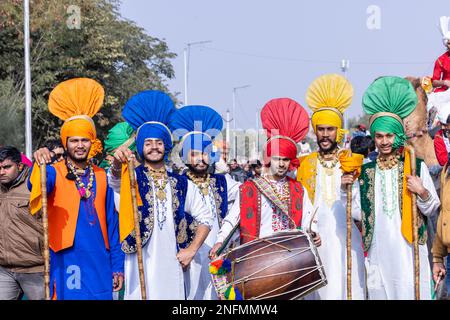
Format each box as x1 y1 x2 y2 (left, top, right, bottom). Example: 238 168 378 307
232 85 250 130
24 0 32 158
183 40 212 106
341 59 350 132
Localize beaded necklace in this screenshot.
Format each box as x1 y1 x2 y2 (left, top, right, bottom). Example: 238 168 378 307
318 149 339 176
376 152 400 170
186 171 211 196
147 166 168 201
66 160 94 199
144 167 169 230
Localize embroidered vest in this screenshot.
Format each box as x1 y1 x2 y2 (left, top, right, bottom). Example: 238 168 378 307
211 174 229 224
48 161 109 252
121 165 196 254
239 177 304 244
358 158 427 252
296 152 318 204
183 173 229 227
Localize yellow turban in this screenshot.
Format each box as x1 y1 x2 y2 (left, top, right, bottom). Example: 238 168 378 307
311 108 347 143
49 78 105 158
306 74 353 143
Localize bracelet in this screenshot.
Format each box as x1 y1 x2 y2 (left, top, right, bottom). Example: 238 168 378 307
433 257 444 264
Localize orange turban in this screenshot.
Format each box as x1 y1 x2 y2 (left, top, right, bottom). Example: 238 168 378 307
49 78 105 158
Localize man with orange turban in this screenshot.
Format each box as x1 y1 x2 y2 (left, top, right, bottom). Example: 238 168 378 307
297 74 366 300
210 98 320 288
28 78 124 299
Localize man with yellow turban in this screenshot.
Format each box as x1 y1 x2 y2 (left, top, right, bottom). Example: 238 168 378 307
28 78 124 299
297 74 366 300
359 76 440 300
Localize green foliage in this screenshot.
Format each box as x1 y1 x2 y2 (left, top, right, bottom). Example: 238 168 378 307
0 77 25 149
0 0 177 149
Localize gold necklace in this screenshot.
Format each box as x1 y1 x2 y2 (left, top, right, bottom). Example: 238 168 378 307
318 150 339 176
376 152 401 170
186 171 210 196
147 167 168 201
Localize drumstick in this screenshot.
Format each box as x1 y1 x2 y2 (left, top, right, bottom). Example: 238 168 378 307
308 207 319 233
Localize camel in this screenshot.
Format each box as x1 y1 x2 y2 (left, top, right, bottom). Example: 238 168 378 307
404 77 439 168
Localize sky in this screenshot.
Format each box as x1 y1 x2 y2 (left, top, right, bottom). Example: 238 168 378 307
119 0 449 131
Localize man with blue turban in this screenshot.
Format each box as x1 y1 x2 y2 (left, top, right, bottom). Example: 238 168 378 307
169 105 241 300
109 91 213 300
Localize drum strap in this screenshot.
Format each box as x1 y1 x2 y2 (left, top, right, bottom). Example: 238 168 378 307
239 178 304 244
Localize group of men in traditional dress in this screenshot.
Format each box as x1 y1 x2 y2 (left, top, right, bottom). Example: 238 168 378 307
14 68 446 301
4 16 450 299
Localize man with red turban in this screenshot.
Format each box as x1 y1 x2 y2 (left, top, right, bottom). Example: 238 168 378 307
210 98 320 260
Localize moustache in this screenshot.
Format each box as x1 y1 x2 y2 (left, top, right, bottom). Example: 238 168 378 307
319 138 332 144
147 150 163 155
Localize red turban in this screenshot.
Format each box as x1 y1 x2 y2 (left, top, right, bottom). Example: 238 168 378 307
264 137 300 171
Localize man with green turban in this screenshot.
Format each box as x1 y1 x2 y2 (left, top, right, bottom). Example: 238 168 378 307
358 76 440 300
99 122 136 170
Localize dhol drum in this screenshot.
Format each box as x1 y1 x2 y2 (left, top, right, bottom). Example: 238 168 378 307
210 230 327 300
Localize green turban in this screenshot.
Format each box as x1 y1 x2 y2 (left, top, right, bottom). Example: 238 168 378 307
99 122 136 169
362 76 417 149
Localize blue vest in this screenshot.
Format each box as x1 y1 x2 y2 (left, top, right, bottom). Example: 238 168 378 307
121 165 196 254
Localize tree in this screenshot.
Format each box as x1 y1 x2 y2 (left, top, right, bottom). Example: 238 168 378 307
0 0 177 149
0 77 25 149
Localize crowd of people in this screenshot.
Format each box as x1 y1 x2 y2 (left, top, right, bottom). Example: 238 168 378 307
1 16 450 301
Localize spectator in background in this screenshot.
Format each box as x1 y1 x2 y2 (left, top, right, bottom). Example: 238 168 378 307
352 124 369 138
229 159 245 183
432 16 450 93
434 109 450 167
250 159 263 177
243 162 253 181
299 139 312 156
367 137 378 162
350 135 373 164
44 139 65 163
0 146 44 300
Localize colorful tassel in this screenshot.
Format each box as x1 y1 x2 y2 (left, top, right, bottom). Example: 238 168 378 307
224 285 243 300
209 259 232 275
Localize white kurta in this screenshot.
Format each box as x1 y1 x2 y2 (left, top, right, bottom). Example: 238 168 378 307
305 161 366 300
216 177 316 246
365 164 440 300
185 174 240 300
108 173 212 300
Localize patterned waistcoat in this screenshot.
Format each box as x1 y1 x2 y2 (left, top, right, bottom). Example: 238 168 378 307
358 158 428 252
121 165 196 254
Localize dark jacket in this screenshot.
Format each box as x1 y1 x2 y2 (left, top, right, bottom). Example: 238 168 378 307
0 166 44 273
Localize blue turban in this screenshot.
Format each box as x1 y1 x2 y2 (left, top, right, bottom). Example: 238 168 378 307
169 105 223 164
136 122 173 160
122 90 176 161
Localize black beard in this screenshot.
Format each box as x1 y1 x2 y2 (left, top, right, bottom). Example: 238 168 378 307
318 140 338 153
187 164 209 175
67 153 88 165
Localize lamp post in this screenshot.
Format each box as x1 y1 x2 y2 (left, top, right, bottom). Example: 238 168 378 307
183 40 212 105
24 0 32 158
341 59 350 132
232 85 250 130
